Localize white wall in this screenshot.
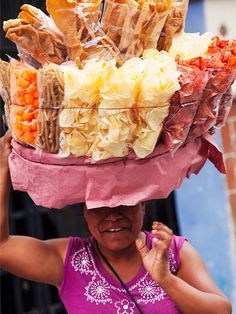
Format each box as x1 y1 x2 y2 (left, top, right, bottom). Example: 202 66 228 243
204 0 236 97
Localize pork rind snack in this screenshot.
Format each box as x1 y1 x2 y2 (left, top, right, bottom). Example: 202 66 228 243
57 50 180 160
46 0 120 64
59 108 97 157
162 33 236 150
3 5 67 66
1 0 236 164
9 60 39 146
182 36 236 142
214 87 233 129
62 59 116 108
157 0 189 51
101 0 174 64
162 64 208 151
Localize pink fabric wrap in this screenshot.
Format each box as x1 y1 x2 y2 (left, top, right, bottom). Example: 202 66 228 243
9 135 225 209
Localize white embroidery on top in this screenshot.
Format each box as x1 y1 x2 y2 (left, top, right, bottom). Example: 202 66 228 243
137 279 165 304
71 246 93 275
85 275 112 305
115 299 135 314
70 239 178 312
168 250 177 274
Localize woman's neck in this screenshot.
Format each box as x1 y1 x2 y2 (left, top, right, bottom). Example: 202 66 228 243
94 232 146 283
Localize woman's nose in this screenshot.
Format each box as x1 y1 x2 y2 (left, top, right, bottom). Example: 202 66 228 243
104 209 122 221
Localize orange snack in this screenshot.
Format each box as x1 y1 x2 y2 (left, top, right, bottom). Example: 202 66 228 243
11 104 38 146
10 62 39 147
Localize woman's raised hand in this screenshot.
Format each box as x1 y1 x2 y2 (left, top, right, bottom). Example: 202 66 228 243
0 131 12 173
135 222 173 286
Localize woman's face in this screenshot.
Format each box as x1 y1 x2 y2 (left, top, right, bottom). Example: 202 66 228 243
84 203 145 251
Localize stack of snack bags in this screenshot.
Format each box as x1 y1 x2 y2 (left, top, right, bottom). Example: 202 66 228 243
0 0 236 208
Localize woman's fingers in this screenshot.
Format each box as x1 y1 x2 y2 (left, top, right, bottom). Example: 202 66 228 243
152 221 173 233
152 222 173 237
3 130 12 146
0 131 12 170
152 230 172 242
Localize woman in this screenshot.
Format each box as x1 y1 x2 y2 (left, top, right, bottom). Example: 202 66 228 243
0 131 232 314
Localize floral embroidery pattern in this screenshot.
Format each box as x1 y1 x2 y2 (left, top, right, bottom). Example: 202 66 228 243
138 280 166 304
71 239 178 312
71 247 93 275
85 276 112 305
168 249 177 274
115 299 135 314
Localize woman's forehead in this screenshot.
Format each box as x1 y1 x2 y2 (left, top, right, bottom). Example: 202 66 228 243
84 203 144 212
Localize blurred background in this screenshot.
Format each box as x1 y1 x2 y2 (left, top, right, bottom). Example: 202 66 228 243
0 0 236 313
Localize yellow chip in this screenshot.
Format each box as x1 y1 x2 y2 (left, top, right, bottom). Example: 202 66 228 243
59 109 76 127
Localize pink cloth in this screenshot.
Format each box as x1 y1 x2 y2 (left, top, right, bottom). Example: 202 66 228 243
9 135 225 209
59 232 187 314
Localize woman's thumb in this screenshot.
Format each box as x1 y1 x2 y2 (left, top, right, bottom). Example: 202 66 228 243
135 237 149 259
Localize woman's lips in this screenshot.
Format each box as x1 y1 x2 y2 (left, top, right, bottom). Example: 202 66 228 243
101 226 130 233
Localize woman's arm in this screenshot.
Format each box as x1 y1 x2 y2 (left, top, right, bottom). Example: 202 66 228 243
136 222 232 314
160 241 232 314
0 132 68 288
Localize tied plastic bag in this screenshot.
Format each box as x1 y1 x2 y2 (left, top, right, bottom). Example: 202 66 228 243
0 60 11 128
167 33 236 145
62 59 116 108
59 108 98 158
37 65 64 153
157 0 189 52
9 60 39 147
101 0 174 64
46 0 118 63
133 106 170 158
186 36 236 141
3 4 67 66
214 87 234 130
187 67 236 140
58 107 168 161
57 51 180 161
162 64 208 151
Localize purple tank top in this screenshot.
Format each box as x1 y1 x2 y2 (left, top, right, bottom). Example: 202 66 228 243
59 232 186 313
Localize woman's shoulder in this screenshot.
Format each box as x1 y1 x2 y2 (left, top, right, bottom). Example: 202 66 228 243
170 234 188 251
67 236 92 253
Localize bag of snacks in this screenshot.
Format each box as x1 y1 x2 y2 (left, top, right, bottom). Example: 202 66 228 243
3 4 67 66
101 0 174 64
9 60 39 147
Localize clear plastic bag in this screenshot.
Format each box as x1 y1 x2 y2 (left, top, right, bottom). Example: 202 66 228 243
9 60 39 147
37 65 64 153
187 68 236 140
58 105 170 161
3 4 67 66
133 106 170 158
10 104 38 147
46 0 104 62
10 60 38 107
214 86 234 129
168 35 236 143
101 0 174 64
186 36 236 140
0 60 11 128
157 0 189 52
162 64 208 151
59 108 98 158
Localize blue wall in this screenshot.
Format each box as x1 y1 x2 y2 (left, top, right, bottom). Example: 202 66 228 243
175 0 236 309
